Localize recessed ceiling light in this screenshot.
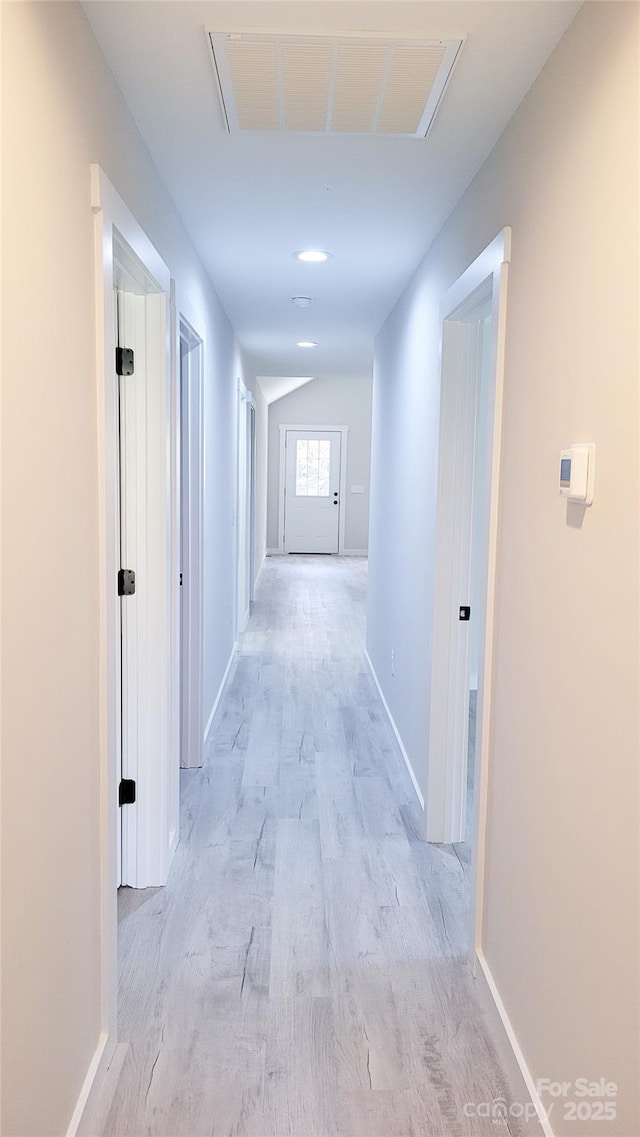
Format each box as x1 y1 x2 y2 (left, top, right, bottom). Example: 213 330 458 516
293 250 330 263
292 296 313 308
296 341 318 348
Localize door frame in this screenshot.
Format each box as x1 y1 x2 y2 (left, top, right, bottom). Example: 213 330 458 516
277 424 349 554
174 294 205 769
91 165 176 1063
424 229 511 951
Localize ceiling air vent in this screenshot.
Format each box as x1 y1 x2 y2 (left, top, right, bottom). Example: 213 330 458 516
207 32 463 138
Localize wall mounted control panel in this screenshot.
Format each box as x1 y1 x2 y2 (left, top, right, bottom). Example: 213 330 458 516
559 443 595 505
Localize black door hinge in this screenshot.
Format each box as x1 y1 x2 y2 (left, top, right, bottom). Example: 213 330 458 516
459 605 471 622
116 347 135 376
118 568 136 596
119 778 136 806
179 572 183 586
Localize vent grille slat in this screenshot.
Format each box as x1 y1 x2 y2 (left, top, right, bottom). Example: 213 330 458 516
282 42 332 132
378 45 447 134
331 44 388 133
225 40 279 130
209 32 462 138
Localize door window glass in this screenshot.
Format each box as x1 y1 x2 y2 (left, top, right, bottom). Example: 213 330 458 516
296 439 330 496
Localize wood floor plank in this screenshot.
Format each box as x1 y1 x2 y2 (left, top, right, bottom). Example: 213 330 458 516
98 555 541 1137
316 747 364 860
263 997 338 1137
269 818 329 1000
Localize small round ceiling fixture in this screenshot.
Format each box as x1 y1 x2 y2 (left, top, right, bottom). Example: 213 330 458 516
293 250 330 263
292 296 313 308
296 341 318 348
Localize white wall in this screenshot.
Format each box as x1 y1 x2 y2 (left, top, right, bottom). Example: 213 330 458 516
368 4 638 1134
267 374 372 552
1 4 238 1133
203 340 242 728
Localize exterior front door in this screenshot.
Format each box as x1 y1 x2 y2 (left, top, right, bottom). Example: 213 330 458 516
284 429 341 553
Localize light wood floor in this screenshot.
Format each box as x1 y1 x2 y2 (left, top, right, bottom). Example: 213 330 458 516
99 555 535 1137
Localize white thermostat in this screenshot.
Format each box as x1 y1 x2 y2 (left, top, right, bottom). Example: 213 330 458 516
559 443 595 505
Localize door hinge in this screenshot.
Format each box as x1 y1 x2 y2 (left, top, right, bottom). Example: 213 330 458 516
118 568 136 596
459 605 471 621
116 347 135 376
119 778 136 806
179 572 183 587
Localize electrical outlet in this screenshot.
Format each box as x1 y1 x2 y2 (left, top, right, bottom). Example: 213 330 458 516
390 649 395 677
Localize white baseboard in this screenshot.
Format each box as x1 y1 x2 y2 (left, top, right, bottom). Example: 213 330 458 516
267 548 367 557
203 640 238 746
475 951 555 1137
75 1041 129 1137
255 551 266 584
66 1031 110 1136
364 649 424 810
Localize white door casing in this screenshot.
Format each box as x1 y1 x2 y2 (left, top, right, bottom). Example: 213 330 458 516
278 426 348 554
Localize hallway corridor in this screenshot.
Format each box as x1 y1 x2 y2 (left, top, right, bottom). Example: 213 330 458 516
104 556 533 1136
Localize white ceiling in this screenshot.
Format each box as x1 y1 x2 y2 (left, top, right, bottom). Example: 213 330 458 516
83 1 581 380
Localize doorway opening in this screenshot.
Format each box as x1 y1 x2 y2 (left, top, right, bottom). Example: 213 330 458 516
425 229 511 957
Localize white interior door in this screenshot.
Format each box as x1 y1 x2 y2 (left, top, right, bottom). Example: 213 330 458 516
448 308 492 843
244 398 253 609
249 403 256 603
179 341 187 762
116 288 144 887
115 273 176 888
426 228 511 875
284 430 341 553
427 290 492 846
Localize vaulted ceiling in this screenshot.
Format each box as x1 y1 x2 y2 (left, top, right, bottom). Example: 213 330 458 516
83 1 581 379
